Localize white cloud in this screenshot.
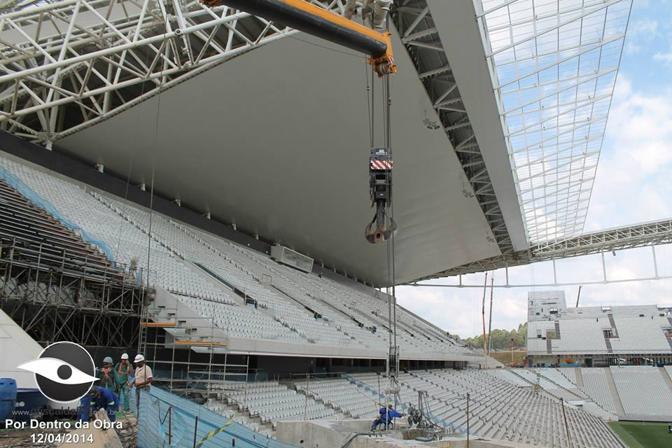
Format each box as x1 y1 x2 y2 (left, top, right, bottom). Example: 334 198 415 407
396 282 527 338
653 51 672 65
630 18 658 35
586 75 672 229
625 19 659 54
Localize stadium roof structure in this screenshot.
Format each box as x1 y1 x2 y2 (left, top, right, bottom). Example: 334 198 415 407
0 0 632 284
476 0 632 243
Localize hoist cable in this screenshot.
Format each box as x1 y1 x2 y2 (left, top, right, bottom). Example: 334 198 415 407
371 65 376 148
376 11 399 408
114 74 151 263
384 72 398 380
138 35 168 355
364 59 373 149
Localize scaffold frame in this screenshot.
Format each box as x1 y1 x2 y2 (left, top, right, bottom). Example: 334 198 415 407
0 233 145 348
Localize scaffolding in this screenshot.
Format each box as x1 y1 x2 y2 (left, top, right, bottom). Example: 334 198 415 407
138 302 250 401
0 233 145 350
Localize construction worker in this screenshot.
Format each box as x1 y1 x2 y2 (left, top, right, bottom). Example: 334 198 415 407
97 356 115 391
371 404 403 431
133 354 153 413
114 353 133 412
344 0 392 31
88 386 119 422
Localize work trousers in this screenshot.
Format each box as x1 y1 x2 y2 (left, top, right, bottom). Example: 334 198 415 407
117 383 130 411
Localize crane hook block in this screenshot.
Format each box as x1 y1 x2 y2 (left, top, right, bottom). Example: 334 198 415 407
366 147 397 244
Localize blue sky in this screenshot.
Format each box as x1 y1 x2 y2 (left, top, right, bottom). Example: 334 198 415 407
397 0 672 338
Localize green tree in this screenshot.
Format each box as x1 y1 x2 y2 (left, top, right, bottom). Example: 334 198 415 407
463 323 527 351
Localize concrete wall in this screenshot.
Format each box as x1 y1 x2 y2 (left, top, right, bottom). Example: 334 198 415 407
276 420 538 448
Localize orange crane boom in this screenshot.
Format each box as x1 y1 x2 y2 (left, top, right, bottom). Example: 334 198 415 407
202 0 397 76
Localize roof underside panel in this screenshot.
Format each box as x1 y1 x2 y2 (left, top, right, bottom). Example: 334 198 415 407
477 0 632 243
55 32 502 286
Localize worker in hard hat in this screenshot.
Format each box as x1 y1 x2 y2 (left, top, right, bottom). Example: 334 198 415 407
97 356 115 391
114 353 133 412
344 0 392 31
133 354 153 413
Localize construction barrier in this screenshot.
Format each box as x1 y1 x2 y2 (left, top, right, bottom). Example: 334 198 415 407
133 387 295 448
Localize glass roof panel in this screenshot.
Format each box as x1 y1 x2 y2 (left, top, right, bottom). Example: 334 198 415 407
477 0 632 242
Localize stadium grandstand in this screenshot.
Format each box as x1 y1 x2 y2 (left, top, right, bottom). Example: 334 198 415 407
527 291 672 368
3 0 672 447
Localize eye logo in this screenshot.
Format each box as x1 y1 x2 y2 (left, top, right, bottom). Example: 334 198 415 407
18 341 97 402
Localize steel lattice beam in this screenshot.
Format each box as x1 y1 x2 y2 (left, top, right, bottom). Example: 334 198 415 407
423 218 672 279
394 0 513 253
0 0 344 144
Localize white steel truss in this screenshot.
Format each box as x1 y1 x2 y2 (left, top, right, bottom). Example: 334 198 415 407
0 0 345 144
425 217 672 279
476 0 632 243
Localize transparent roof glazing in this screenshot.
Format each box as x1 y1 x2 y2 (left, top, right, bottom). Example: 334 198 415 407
477 0 632 243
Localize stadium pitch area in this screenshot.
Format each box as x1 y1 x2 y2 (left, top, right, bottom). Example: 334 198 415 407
608 421 672 448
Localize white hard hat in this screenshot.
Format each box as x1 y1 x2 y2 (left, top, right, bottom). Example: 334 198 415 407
134 354 145 363
121 353 129 360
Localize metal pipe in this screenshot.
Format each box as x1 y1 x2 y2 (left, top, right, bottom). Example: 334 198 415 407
481 272 488 356
487 276 494 356
210 0 388 57
192 415 199 448
560 397 572 448
466 392 470 448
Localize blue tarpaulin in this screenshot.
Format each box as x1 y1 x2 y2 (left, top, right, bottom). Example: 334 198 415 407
133 387 296 448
